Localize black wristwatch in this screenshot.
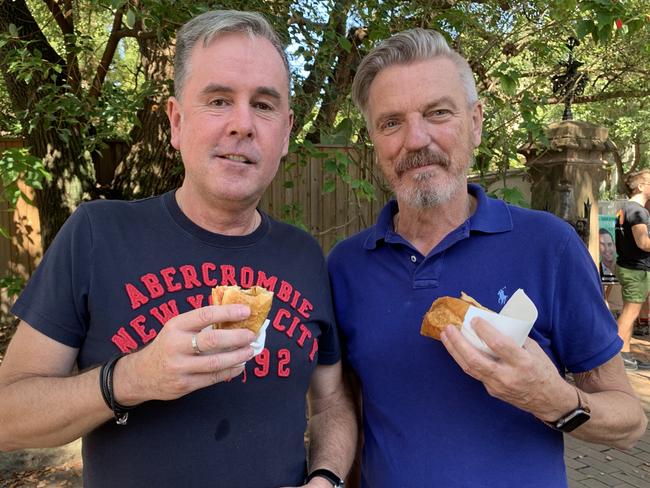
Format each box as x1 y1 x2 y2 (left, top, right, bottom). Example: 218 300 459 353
305 468 345 487
545 387 591 433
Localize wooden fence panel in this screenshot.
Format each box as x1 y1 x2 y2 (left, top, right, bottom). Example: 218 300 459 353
260 145 392 254
0 138 42 326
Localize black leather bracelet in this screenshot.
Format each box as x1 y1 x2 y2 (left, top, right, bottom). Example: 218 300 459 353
99 355 135 425
305 468 345 487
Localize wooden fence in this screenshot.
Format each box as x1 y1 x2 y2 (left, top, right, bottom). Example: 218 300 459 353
0 138 42 326
0 139 391 284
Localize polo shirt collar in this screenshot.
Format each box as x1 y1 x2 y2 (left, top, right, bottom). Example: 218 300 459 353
363 183 513 250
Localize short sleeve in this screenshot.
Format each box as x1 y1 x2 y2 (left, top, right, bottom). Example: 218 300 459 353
11 206 93 347
549 231 622 373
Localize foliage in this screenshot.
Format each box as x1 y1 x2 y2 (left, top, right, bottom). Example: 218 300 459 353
0 274 26 297
0 0 648 247
0 148 51 206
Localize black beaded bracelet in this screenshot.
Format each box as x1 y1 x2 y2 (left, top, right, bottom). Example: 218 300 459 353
99 355 135 425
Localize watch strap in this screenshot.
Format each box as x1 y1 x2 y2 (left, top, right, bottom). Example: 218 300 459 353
544 387 591 432
305 468 344 487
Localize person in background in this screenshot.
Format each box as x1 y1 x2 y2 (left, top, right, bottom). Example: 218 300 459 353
615 170 650 371
328 28 647 488
599 227 616 280
0 10 355 488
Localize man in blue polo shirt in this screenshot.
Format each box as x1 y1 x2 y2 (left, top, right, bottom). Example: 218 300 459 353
328 28 647 488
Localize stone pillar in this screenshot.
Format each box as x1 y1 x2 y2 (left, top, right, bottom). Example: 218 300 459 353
519 120 611 263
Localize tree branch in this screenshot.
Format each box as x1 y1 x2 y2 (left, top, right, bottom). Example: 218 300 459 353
88 7 126 100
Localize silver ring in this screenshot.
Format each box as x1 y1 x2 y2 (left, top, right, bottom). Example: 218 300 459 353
191 334 202 355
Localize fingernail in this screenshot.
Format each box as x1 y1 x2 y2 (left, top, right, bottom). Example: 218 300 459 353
234 305 250 317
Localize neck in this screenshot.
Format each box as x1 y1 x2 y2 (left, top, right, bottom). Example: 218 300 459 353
175 186 261 236
394 192 476 256
630 193 648 207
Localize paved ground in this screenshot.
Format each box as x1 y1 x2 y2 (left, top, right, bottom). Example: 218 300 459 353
565 335 650 488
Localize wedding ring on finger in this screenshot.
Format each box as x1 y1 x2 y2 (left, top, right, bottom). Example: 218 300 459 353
191 333 202 355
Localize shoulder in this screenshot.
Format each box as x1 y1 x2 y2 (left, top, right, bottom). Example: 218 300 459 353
328 227 376 266
266 214 325 258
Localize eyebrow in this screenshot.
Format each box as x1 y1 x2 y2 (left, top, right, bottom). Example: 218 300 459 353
200 83 282 101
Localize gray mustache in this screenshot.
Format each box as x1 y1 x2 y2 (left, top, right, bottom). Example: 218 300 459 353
395 149 450 177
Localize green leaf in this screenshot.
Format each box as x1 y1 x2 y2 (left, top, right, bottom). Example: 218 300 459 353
339 35 352 53
8 24 18 37
323 179 336 193
282 180 294 189
125 10 136 29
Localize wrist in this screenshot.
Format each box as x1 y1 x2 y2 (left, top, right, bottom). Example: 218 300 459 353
112 353 143 407
536 380 579 422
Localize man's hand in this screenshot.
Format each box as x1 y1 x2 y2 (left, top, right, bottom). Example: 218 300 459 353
114 304 256 406
279 477 333 488
440 317 577 421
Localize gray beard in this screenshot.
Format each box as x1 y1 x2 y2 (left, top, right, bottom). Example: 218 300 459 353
397 171 465 208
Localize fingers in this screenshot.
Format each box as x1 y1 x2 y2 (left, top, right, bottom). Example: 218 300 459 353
469 318 525 364
190 327 255 356
441 323 497 381
171 304 251 332
192 345 254 375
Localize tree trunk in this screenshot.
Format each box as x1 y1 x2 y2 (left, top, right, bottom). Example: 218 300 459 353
0 0 94 250
112 39 182 199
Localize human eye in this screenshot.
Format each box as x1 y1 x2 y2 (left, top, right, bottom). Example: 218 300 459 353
379 118 400 131
209 97 229 107
253 101 275 111
426 108 451 118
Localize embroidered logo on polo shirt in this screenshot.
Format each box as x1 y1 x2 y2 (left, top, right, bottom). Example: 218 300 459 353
497 287 508 306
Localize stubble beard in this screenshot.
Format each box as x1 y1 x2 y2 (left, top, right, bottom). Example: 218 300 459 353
392 147 469 208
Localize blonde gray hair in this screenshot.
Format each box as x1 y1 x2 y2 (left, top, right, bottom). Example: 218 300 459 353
174 10 290 99
351 28 478 116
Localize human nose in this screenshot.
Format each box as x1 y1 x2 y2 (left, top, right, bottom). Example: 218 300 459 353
403 115 431 152
227 104 254 139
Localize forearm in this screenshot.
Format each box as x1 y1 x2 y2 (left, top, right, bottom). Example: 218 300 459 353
307 382 357 478
0 368 112 450
568 389 647 449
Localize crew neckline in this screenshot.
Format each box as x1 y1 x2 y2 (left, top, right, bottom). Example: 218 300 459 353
162 190 270 248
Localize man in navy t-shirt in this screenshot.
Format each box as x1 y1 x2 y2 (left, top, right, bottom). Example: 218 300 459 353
328 28 647 488
0 11 355 488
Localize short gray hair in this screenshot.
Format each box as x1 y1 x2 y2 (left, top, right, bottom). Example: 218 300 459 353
625 169 650 197
174 10 290 99
352 28 478 116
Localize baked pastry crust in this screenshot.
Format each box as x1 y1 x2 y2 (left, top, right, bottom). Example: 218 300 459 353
211 285 274 334
420 293 487 340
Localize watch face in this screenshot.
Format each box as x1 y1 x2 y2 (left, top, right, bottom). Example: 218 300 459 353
556 408 590 432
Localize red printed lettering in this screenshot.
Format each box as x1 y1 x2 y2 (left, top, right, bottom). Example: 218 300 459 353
272 308 291 332
125 283 149 310
256 271 278 292
160 267 182 292
290 290 301 309
308 338 318 362
276 280 292 302
278 349 291 377
186 294 205 309
129 315 156 343
286 316 301 338
150 300 179 326
297 324 312 347
111 327 138 353
220 265 237 286
297 299 313 319
141 273 164 298
240 266 254 288
202 262 217 287
179 265 201 289
254 349 270 377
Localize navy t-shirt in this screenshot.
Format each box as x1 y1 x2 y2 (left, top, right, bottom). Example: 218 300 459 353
615 200 650 271
12 191 339 487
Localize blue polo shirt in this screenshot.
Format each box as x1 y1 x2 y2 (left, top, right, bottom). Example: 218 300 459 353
328 184 621 488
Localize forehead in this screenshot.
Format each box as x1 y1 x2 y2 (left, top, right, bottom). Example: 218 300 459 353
366 57 465 118
186 32 290 100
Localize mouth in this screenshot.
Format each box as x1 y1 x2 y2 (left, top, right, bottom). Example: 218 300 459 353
217 153 255 165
